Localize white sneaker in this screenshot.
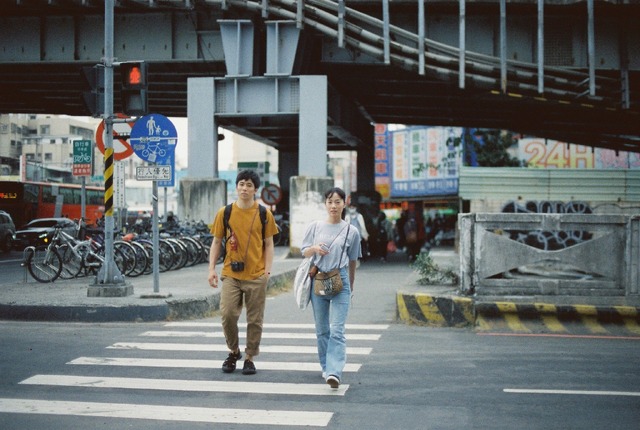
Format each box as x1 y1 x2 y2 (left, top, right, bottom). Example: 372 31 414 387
326 375 340 390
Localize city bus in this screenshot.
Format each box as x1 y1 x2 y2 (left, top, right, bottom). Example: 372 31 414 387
0 180 104 228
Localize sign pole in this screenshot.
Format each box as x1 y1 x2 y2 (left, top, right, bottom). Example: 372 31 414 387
81 175 86 221
152 179 160 293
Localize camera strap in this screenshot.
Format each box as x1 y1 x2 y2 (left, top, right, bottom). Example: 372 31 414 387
239 206 260 263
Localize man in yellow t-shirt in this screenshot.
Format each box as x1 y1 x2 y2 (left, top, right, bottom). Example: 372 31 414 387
207 170 279 375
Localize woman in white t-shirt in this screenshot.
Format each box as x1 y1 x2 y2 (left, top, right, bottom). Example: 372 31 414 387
300 187 361 390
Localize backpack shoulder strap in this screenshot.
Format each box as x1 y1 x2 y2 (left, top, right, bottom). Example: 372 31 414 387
259 204 267 241
223 203 233 238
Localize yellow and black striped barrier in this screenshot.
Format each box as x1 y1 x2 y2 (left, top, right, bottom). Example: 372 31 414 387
104 147 114 217
396 293 640 336
475 302 640 335
396 292 474 328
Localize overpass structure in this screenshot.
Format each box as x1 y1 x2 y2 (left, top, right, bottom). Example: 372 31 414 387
1 0 639 183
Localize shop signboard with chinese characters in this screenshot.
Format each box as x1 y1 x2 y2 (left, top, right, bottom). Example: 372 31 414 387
388 126 462 198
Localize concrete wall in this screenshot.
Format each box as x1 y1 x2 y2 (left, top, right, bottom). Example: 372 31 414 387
178 178 226 225
288 176 334 257
459 213 639 297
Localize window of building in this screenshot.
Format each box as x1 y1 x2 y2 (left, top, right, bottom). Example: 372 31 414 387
45 153 53 161
40 125 50 135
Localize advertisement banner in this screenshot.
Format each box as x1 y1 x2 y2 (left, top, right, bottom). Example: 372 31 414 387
389 126 461 198
518 138 640 169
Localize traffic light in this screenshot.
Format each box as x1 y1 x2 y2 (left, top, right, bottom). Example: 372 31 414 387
120 61 147 116
81 65 105 117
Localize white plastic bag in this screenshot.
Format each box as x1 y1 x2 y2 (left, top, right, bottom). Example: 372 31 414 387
294 257 313 310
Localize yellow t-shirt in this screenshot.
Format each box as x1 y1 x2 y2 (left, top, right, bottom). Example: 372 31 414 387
211 201 279 280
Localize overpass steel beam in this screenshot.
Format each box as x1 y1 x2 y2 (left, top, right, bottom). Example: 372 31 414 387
537 0 544 94
459 0 466 89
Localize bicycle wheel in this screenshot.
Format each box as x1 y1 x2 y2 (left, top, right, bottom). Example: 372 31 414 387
126 241 149 277
136 239 154 275
27 247 62 283
114 240 138 276
180 237 204 267
112 246 128 276
158 239 177 272
57 244 83 279
166 238 188 270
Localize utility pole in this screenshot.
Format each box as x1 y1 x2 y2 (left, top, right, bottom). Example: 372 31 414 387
88 0 131 297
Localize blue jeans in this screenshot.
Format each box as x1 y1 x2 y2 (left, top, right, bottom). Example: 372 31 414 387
310 267 351 382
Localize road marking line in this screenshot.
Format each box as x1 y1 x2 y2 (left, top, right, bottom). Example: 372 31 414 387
0 398 332 426
504 388 640 397
477 332 640 340
20 375 349 396
165 322 390 330
140 331 380 341
68 356 362 372
107 342 373 354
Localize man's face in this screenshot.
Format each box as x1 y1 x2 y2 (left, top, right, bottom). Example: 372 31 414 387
236 179 257 201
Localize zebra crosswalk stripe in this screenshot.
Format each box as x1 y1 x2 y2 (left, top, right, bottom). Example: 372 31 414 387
20 374 349 396
107 342 373 354
0 398 333 426
140 330 381 340
68 356 362 372
165 322 390 330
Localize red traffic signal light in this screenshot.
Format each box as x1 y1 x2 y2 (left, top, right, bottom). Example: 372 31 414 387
127 65 142 86
121 61 146 89
120 61 147 116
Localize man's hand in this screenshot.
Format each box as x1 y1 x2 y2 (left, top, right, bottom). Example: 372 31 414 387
208 269 219 288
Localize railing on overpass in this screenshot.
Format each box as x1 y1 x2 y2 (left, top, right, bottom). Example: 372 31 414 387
458 213 640 298
223 0 625 108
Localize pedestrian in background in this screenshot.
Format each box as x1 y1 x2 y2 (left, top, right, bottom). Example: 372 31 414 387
372 211 392 261
301 187 361 390
208 170 279 376
345 201 369 261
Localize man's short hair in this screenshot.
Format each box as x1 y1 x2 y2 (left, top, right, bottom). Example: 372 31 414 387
236 169 261 189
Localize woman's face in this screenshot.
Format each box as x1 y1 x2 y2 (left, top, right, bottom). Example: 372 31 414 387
325 192 345 217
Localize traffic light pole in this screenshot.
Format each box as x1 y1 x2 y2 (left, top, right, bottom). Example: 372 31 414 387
89 0 128 295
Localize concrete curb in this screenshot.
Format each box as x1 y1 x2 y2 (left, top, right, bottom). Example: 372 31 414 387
0 271 297 323
476 301 640 324
396 291 640 328
396 292 475 327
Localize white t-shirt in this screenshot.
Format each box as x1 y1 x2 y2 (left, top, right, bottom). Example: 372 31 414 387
300 220 362 272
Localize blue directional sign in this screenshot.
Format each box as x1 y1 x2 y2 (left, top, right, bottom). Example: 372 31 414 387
130 114 178 164
158 147 176 187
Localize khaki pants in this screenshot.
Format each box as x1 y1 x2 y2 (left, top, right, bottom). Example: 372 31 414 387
220 274 268 357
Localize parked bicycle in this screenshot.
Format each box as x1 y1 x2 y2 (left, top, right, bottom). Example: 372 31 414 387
23 221 126 283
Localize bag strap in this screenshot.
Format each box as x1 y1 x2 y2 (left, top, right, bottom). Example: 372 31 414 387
337 224 351 269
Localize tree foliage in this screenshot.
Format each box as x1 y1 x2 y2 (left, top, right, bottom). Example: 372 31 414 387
454 129 525 167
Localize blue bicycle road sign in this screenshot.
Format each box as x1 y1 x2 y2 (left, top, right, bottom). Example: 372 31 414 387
130 114 178 164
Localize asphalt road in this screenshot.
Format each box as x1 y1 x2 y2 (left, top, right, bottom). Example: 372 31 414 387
0 251 27 285
1 256 639 429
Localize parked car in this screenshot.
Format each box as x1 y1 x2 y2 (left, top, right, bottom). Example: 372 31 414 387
12 217 77 250
0 210 16 253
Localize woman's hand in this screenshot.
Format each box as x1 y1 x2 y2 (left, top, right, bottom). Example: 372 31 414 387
316 243 330 256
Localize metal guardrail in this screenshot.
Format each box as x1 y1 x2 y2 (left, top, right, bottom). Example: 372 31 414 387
458 213 639 297
223 0 623 108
